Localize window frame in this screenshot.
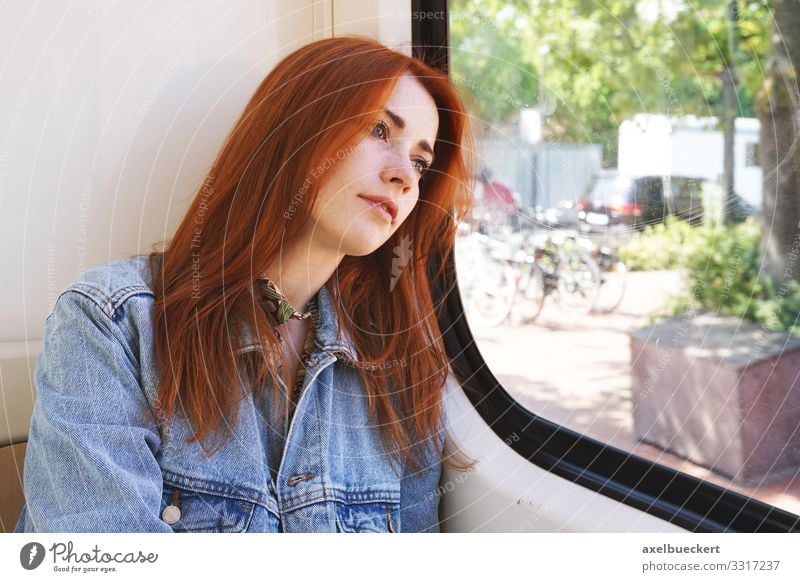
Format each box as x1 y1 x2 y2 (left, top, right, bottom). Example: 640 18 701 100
415 0 800 533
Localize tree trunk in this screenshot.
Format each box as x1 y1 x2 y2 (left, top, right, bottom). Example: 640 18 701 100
758 0 800 284
722 67 736 225
721 1 737 226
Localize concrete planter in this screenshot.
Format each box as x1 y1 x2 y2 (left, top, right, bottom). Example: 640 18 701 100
630 312 800 486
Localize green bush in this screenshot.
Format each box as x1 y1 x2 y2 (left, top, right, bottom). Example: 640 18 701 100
634 218 800 336
617 218 697 271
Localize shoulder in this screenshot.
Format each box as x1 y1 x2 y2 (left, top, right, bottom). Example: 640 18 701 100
57 255 157 320
35 257 160 382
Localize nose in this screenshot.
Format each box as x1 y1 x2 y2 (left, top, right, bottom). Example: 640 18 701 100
380 150 416 193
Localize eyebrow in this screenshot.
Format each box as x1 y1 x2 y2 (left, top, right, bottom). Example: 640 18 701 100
383 108 436 163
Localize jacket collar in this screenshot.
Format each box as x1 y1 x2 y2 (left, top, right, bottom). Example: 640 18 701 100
314 281 359 360
238 280 358 362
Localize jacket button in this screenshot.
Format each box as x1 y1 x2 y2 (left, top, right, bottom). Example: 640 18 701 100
286 472 316 487
161 505 181 525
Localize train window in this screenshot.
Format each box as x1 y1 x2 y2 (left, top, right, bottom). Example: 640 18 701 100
439 0 800 524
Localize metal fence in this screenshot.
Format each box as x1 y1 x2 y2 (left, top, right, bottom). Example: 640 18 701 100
477 139 603 209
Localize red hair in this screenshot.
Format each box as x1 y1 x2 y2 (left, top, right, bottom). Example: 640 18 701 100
147 35 476 474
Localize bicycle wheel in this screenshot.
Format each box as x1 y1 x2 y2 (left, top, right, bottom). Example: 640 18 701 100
512 262 546 323
555 250 601 315
593 253 628 314
463 255 517 328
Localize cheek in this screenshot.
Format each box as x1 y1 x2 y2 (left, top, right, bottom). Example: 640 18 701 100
311 168 352 220
397 194 420 224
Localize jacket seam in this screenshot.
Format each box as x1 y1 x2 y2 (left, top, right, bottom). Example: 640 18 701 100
161 469 272 508
66 283 154 319
161 468 264 500
280 488 402 513
56 288 145 369
315 370 330 521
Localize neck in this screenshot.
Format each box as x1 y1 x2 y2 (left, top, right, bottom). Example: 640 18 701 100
261 233 344 313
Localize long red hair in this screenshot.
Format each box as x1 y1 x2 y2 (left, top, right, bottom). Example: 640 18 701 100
147 35 476 475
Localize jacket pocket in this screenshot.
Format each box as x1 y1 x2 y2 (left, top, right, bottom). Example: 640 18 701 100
159 482 258 533
335 500 400 533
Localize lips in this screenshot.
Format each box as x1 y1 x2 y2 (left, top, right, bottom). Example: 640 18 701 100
358 194 398 222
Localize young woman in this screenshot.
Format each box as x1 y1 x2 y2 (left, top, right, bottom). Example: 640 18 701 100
15 35 475 533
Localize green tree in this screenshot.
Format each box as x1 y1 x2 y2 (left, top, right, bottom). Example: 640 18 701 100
449 0 770 168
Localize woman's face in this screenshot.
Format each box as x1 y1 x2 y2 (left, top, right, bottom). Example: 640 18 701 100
305 73 439 258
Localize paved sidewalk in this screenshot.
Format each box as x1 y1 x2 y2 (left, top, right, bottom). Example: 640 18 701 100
470 270 800 517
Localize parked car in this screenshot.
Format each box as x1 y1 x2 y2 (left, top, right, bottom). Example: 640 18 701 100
576 171 753 232
533 200 579 229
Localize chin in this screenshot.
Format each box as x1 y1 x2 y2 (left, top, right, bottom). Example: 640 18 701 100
340 232 392 257
343 241 385 257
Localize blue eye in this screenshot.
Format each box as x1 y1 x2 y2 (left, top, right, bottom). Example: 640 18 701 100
372 120 389 140
414 158 430 177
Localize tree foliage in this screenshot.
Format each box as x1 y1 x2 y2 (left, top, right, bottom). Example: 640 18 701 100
449 0 771 165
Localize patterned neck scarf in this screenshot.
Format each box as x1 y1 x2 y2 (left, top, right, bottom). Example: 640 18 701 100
256 277 317 342
255 276 318 398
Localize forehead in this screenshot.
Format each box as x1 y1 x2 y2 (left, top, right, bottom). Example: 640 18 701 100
383 74 439 145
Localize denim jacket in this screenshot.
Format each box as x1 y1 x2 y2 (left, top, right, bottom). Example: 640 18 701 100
15 256 444 533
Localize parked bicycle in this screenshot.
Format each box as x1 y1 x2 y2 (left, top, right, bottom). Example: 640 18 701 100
454 224 517 328
508 232 602 323
456 227 604 327
589 244 628 314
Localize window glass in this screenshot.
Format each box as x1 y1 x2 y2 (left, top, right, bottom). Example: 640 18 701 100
450 0 799 516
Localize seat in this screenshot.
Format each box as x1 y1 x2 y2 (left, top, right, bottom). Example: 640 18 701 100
0 341 40 533
0 442 27 532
